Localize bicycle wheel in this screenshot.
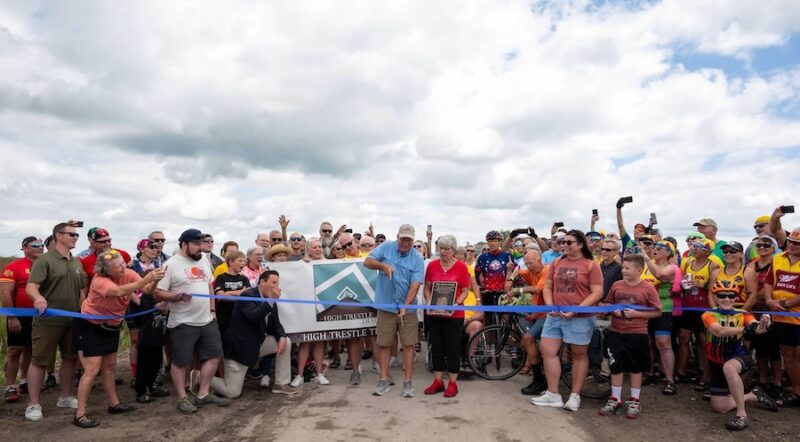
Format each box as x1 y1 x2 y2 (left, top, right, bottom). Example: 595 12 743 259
467 325 526 380
559 344 611 400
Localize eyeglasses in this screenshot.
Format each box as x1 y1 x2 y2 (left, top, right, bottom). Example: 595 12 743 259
57 231 80 238
755 243 774 249
321 229 333 234
753 223 768 229
715 293 737 300
151 238 166 243
29 243 44 249
562 240 576 246
290 237 303 242
271 238 282 242
601 247 615 252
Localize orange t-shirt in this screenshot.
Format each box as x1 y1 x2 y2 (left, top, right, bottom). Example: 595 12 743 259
82 269 141 325
520 265 548 318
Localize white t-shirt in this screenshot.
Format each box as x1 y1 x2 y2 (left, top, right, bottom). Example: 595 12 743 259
157 254 214 328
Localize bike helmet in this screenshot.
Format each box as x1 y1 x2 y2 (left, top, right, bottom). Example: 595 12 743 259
710 279 742 295
485 230 503 241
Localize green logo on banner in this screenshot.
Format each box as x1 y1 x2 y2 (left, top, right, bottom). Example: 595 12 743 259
314 262 377 312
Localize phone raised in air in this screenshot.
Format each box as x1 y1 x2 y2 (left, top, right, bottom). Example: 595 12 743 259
554 222 565 228
620 196 633 205
780 205 795 214
592 209 598 216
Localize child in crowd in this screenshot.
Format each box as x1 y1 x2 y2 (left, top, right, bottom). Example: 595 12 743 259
599 254 662 419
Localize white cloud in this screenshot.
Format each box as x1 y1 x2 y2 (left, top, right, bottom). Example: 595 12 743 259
1 0 799 256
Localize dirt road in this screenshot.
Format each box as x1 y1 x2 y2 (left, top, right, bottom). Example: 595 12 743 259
1 351 797 441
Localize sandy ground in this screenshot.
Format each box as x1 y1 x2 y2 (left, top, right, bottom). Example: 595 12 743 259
1 349 798 442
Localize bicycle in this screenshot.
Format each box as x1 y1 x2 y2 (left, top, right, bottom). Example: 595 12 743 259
467 312 527 380
557 318 611 400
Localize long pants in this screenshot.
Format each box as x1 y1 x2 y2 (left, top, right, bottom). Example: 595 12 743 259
135 346 163 395
427 316 464 374
211 336 291 398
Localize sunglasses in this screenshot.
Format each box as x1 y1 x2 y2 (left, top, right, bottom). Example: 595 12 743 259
715 293 737 300
686 238 695 243
639 241 654 246
413 244 423 249
321 229 333 234
486 239 500 243
271 238 282 242
655 244 671 252
788 240 800 246
753 223 768 229
601 247 615 252
151 238 166 243
29 243 44 249
147 244 159 250
755 243 774 249
722 249 740 254
333 247 343 252
691 243 709 251
466 249 475 253
340 241 353 248
57 231 80 238
290 237 303 242
562 240 576 246
361 243 374 248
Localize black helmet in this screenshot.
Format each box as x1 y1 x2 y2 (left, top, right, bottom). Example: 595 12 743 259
485 230 502 241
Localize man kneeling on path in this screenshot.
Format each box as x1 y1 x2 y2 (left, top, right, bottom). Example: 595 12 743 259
211 270 298 398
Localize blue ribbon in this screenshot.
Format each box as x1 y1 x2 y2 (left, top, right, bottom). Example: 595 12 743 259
0 307 159 320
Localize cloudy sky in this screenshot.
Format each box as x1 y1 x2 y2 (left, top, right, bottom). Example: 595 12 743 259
1 0 799 256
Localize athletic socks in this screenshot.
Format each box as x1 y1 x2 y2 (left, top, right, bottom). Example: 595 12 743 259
612 386 622 400
631 388 641 400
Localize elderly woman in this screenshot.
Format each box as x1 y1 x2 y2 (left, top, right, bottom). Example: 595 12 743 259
532 230 603 412
291 238 331 387
423 235 470 398
73 250 164 428
328 239 347 260
242 246 266 286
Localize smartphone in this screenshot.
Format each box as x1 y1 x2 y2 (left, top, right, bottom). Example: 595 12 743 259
650 212 658 225
344 228 353 233
620 196 633 205
592 209 598 216
780 205 795 214
73 221 84 228
427 225 432 234
554 222 564 228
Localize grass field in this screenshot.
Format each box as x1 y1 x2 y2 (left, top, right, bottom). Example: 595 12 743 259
0 256 130 385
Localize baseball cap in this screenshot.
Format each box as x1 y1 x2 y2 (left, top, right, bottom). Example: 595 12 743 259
693 218 718 229
686 232 706 240
788 228 800 242
586 231 603 240
137 239 151 250
756 235 778 248
656 240 676 255
694 239 713 250
22 236 39 247
398 224 415 240
634 223 646 230
375 233 386 240
178 228 205 243
721 241 744 253
88 228 110 241
753 215 770 225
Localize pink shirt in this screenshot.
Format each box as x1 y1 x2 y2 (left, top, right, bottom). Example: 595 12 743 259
82 269 141 325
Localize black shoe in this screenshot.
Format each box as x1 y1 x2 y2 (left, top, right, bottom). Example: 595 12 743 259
136 394 154 404
521 379 547 396
44 373 57 389
149 387 170 398
361 350 373 360
115 377 124 385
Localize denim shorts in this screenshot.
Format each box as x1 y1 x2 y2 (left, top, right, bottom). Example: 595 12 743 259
526 317 546 340
541 315 596 345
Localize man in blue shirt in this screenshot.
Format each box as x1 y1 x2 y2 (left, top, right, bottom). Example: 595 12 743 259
364 224 424 398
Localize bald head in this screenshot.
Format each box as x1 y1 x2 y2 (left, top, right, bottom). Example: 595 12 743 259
524 250 543 272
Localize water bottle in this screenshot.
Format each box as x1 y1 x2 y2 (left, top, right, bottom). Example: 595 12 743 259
681 273 692 292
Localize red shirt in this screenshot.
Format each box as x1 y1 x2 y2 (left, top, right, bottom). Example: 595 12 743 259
425 259 471 319
79 249 132 283
606 280 662 334
0 258 34 308
547 256 603 311
82 269 141 325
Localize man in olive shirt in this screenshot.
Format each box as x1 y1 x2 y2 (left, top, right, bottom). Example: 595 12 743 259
24 221 86 421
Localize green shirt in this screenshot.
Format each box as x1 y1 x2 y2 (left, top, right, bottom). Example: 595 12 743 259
28 249 85 326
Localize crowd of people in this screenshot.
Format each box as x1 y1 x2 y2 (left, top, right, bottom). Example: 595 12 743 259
1 199 799 432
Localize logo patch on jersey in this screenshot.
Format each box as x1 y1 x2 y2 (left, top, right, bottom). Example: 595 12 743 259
2 269 12 278
488 260 503 271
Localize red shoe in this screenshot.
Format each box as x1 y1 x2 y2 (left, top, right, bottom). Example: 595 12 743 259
4 386 20 403
444 382 458 398
424 380 445 395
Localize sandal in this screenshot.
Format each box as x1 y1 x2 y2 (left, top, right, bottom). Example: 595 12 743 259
107 402 137 414
73 414 99 428
329 358 340 369
662 381 677 396
344 360 353 371
693 380 708 392
724 415 749 431
776 394 800 408
751 386 779 412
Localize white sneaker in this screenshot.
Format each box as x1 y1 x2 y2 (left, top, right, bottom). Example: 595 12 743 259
25 404 43 421
314 373 330 385
389 356 400 368
56 396 78 409
531 391 564 407
259 375 271 388
563 393 581 411
290 375 304 388
371 359 379 373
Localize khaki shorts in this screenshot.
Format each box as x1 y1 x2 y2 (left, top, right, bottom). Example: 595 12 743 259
31 324 76 367
376 310 418 347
